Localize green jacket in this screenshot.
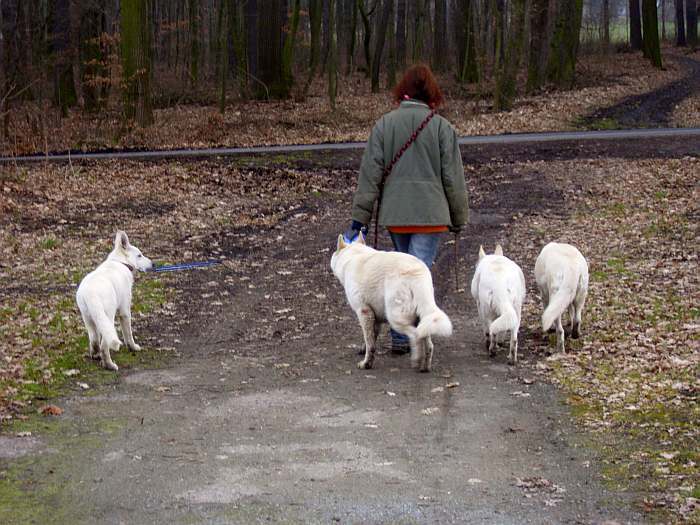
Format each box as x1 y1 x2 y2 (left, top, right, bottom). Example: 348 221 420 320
351 100 468 228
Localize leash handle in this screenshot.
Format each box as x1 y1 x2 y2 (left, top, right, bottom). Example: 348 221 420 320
372 110 437 249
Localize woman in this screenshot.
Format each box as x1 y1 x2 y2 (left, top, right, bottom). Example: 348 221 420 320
345 64 469 353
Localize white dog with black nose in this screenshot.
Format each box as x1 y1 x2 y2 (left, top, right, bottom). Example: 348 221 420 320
471 244 526 364
534 242 589 354
76 231 153 371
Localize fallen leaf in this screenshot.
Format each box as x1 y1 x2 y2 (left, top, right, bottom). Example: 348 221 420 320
39 405 63 416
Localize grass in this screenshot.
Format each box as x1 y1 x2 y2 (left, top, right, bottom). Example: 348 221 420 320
0 276 171 425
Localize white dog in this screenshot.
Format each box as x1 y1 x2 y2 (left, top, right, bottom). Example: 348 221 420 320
470 244 526 364
76 231 153 371
534 242 589 353
330 233 452 372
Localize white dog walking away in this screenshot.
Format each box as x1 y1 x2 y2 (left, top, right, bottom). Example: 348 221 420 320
534 242 589 353
76 231 153 371
470 244 526 364
330 233 452 372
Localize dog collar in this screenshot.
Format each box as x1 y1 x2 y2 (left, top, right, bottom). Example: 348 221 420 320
121 262 135 273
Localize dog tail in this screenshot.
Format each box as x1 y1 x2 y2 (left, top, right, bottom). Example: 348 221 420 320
416 308 453 339
489 298 519 336
542 288 573 332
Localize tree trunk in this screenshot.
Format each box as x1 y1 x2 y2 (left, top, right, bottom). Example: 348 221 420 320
219 0 228 113
329 0 338 108
228 0 247 92
687 0 698 47
371 0 393 92
545 0 584 88
457 0 479 83
256 0 285 98
433 0 447 70
413 0 426 62
602 0 610 52
358 0 373 77
189 0 199 88
346 0 358 74
245 0 258 88
676 0 687 46
121 0 154 126
280 0 300 97
494 0 526 111
386 1 396 88
396 0 406 71
0 0 6 142
629 0 643 50
642 0 663 66
82 3 106 110
305 0 322 94
526 0 549 92
52 0 76 117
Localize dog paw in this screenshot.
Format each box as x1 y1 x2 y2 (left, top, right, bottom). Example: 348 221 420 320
129 344 141 352
103 362 119 371
357 360 373 370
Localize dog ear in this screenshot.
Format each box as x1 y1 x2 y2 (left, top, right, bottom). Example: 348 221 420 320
478 245 486 260
494 244 503 256
337 234 346 251
115 231 130 251
356 231 366 245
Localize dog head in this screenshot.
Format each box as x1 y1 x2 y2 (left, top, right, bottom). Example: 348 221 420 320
479 244 504 260
114 231 153 272
330 231 366 275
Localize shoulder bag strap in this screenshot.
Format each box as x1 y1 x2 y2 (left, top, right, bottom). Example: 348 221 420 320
373 109 437 248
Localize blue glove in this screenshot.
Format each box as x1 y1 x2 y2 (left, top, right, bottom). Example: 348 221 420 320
343 221 367 244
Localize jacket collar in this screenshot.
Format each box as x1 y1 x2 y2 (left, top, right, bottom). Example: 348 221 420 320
399 98 430 109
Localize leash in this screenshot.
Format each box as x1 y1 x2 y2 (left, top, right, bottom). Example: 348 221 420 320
453 232 460 292
373 109 437 248
150 260 221 273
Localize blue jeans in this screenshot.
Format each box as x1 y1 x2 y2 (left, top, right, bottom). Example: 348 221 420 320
388 232 442 346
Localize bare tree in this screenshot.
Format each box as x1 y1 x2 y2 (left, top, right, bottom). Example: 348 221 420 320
121 0 154 126
371 0 393 92
642 0 663 67
629 0 643 50
687 0 698 48
676 0 687 46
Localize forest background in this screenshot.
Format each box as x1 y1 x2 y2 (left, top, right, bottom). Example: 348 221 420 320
1 0 698 156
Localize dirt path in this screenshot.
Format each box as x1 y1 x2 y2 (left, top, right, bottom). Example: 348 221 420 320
3 136 698 524
583 54 700 129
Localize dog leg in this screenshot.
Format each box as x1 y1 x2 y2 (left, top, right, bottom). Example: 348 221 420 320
421 336 434 373
99 339 119 371
572 292 586 339
357 308 377 370
84 319 100 359
119 308 141 352
556 316 566 353
488 329 497 357
508 329 518 365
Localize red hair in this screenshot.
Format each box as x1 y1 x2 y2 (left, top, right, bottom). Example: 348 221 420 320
392 64 444 108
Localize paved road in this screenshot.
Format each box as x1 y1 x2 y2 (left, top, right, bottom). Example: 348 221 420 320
2 127 699 163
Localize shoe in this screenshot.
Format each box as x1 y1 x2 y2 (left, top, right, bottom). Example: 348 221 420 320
391 342 410 355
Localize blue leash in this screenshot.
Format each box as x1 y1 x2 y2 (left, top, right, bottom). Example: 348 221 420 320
150 260 221 273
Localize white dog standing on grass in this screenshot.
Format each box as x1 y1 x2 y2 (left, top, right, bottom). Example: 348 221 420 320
470 244 526 364
76 231 153 371
534 242 589 354
330 233 452 372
